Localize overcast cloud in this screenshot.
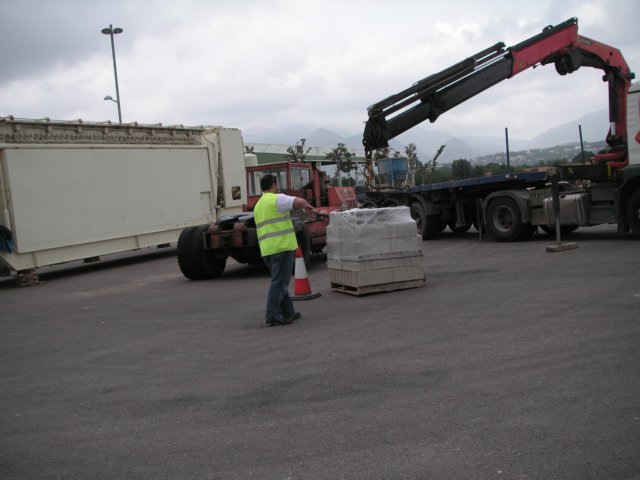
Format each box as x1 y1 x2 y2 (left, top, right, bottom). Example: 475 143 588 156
1 0 638 144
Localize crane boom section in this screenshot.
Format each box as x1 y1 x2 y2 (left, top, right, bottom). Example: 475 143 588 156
508 19 579 75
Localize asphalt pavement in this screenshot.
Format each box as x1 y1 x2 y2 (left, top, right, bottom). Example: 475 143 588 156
1 226 639 479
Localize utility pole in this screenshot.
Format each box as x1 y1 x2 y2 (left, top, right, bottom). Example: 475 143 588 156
101 24 124 124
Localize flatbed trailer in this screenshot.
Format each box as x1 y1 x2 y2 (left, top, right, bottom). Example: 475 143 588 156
359 171 554 239
361 171 548 199
359 161 640 242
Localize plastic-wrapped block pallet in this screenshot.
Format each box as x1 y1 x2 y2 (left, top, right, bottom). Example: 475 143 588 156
327 206 425 295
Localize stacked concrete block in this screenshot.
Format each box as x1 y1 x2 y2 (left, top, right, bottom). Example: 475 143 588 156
327 206 425 295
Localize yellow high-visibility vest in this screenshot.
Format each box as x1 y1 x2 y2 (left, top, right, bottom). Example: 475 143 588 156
254 193 298 256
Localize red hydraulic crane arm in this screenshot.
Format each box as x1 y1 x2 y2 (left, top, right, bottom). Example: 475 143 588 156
509 19 633 152
363 17 635 164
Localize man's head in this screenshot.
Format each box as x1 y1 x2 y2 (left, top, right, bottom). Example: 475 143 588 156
260 174 278 192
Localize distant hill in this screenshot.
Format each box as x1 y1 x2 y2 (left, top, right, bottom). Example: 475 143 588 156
243 109 611 163
531 109 608 146
475 140 607 167
307 128 357 148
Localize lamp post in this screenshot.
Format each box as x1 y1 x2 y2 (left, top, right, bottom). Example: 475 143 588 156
103 95 119 115
101 24 123 124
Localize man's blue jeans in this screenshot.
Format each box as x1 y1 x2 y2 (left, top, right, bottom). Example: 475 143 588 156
263 250 295 322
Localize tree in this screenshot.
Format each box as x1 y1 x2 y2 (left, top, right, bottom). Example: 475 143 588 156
404 143 420 186
432 164 452 183
424 144 445 184
285 138 311 163
551 158 569 167
471 165 485 177
451 159 473 180
372 147 398 161
484 162 508 175
571 150 595 164
325 143 354 186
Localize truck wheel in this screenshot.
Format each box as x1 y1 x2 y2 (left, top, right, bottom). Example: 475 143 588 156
382 198 402 207
626 189 640 237
448 220 471 234
178 225 226 280
207 252 227 278
190 225 226 279
486 198 524 242
177 226 199 279
410 202 428 238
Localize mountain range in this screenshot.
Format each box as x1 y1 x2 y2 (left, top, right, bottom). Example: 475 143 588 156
244 109 610 163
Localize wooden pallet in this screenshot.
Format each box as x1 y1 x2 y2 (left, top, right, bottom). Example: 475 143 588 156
330 278 425 296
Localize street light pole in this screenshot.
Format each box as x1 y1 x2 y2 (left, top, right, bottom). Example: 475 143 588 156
101 24 123 124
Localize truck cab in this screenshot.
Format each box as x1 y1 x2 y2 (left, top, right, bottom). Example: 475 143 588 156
245 162 317 211
245 161 357 215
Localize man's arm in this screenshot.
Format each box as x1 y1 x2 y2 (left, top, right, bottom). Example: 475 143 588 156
276 194 316 214
292 197 315 214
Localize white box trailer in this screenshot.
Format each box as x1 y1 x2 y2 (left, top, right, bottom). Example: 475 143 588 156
0 117 250 284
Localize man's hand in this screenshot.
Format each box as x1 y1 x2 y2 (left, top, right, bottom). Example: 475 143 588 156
292 196 316 214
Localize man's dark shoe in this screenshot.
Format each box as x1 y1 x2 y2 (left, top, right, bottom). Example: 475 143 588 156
285 312 302 322
266 317 293 327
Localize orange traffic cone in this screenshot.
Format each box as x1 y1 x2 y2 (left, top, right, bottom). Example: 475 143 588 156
292 247 321 300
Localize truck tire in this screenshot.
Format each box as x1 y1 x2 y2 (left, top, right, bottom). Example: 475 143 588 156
410 202 428 238
382 198 402 208
486 198 525 242
190 225 226 279
177 226 199 279
448 220 471 234
177 225 226 280
626 189 640 237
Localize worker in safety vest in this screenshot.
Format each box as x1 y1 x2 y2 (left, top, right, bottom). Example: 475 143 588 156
254 173 316 327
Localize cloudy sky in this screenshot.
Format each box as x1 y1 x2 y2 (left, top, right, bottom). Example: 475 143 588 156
1 0 638 144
